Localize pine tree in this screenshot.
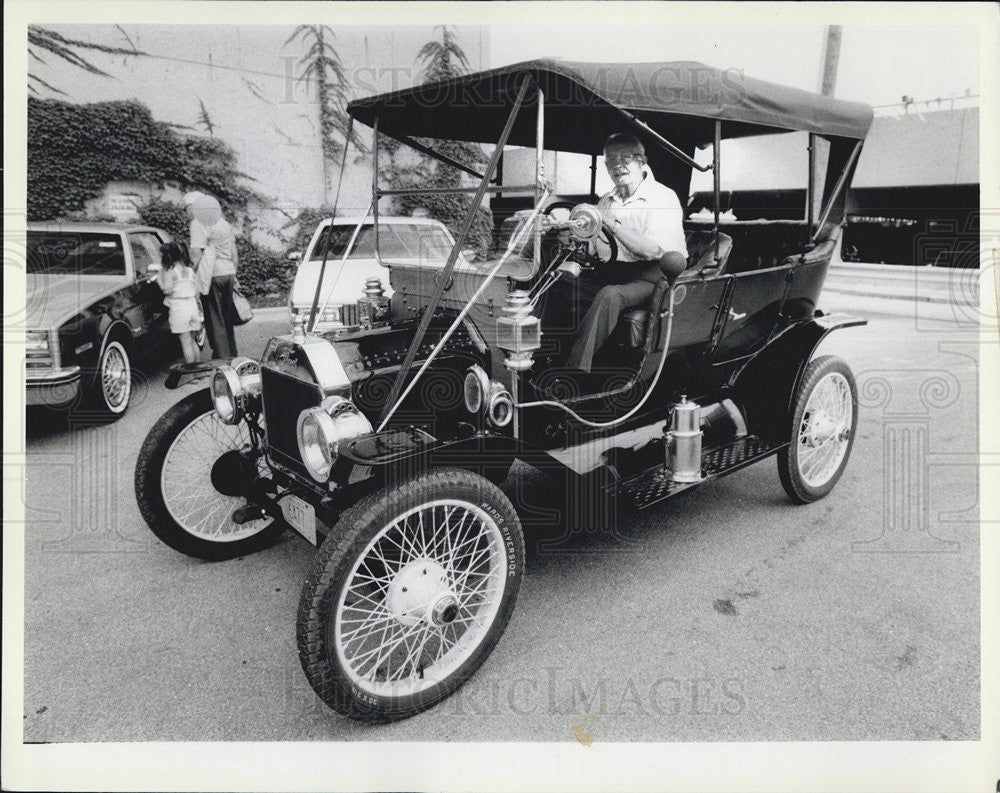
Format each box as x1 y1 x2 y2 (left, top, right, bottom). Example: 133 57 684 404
285 25 367 201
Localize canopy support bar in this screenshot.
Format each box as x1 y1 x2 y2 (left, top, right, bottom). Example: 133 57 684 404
308 115 355 332
378 130 490 182
616 106 712 173
376 184 537 197
811 139 862 243
713 120 721 264
376 76 534 429
805 133 816 245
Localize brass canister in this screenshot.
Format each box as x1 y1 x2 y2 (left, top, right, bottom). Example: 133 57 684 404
666 396 703 483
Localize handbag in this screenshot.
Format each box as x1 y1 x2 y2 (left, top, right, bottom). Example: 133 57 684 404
232 282 254 325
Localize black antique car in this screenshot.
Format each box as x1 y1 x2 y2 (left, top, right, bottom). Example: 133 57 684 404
27 221 172 419
135 60 872 722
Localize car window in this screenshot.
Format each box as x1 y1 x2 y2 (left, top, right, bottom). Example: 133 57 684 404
27 232 127 276
129 232 163 276
308 223 454 262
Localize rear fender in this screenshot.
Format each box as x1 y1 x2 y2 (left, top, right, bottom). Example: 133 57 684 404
729 313 866 440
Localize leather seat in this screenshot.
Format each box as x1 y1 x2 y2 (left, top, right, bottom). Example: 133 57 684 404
622 231 734 347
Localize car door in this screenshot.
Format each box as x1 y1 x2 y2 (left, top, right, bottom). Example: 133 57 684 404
710 264 790 362
127 231 170 337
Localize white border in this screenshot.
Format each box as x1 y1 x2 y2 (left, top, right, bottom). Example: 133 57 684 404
4 3 999 791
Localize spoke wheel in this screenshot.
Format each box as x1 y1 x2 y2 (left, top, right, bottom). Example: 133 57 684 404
79 338 133 420
778 355 858 503
135 388 285 560
298 468 524 723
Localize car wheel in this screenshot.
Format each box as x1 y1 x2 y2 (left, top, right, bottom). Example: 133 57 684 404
81 338 132 420
778 355 858 503
297 467 525 723
134 388 285 560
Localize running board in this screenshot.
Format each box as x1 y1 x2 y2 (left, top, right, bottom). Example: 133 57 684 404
614 435 786 511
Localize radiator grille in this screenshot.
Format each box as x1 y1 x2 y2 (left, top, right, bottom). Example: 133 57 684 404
261 365 324 478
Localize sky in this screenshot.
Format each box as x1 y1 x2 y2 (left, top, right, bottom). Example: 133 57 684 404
488 24 979 106
23 17 983 225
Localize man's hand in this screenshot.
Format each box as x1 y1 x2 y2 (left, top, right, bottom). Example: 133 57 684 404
598 204 619 230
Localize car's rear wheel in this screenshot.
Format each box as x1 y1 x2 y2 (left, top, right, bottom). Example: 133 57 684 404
778 355 858 503
134 388 285 560
297 468 524 722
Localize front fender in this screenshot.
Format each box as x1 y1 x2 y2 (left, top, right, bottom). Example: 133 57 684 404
338 427 519 484
729 313 866 440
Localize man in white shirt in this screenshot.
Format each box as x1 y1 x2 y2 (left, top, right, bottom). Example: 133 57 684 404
564 133 688 373
184 191 240 358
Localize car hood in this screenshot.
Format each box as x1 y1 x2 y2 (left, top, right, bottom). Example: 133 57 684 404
26 274 133 329
290 258 395 307
290 255 479 307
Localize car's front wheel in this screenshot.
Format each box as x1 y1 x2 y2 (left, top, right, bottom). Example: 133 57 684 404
134 388 285 560
297 468 525 722
80 338 132 420
778 355 858 503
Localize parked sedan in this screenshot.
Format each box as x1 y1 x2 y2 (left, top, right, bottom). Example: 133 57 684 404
288 215 464 332
26 222 173 419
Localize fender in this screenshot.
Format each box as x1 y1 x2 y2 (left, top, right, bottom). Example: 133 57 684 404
81 319 134 390
164 358 237 388
729 312 866 440
338 427 519 484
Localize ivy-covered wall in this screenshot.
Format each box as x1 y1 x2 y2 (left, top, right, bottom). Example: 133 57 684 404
27 97 262 221
29 97 292 302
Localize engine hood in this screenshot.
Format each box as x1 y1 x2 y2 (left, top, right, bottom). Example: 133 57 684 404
26 274 133 330
290 258 394 308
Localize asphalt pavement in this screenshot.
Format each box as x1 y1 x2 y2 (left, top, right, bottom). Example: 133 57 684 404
20 291 981 743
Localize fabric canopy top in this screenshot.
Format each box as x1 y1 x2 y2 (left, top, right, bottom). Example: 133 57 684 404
347 59 874 155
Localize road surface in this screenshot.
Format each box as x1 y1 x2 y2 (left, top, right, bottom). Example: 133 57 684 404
20 294 981 743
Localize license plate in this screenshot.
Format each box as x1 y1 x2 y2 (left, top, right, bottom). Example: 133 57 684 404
281 493 317 545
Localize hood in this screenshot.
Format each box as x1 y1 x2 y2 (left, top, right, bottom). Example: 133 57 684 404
290 254 477 308
26 274 132 330
290 258 395 308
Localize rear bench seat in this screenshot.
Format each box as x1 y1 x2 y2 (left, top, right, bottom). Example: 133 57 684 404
621 230 734 347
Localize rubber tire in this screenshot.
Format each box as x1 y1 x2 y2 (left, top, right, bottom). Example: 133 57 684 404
134 388 286 561
778 355 858 504
79 338 132 421
297 467 525 723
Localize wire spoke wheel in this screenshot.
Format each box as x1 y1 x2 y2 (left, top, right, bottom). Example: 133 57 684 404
135 388 285 560
796 371 853 487
298 468 524 722
778 355 858 503
335 500 506 696
160 410 271 543
101 342 131 410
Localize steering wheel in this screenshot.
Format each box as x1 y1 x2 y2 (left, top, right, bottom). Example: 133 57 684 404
542 202 618 269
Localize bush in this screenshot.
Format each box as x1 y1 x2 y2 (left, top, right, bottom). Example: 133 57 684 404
235 237 294 301
27 97 266 222
137 199 189 243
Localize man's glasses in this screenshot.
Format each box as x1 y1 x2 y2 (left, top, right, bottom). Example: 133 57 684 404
604 153 643 168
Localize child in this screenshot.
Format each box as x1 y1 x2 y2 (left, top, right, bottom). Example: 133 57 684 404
157 241 204 364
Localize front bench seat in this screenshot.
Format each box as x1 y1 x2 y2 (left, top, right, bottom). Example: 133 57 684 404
622 230 734 347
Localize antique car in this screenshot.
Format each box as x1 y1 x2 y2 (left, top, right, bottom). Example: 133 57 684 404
288 215 461 333
135 60 872 723
26 221 172 419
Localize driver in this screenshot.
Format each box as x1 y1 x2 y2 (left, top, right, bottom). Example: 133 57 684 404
563 133 688 374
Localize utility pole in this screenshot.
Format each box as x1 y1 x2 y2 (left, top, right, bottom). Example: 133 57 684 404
819 25 843 97
812 25 843 231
